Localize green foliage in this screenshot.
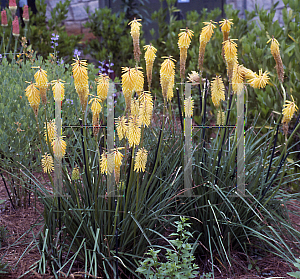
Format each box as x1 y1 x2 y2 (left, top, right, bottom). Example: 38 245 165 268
84 7 135 78
136 217 203 279
0 226 9 249
288 258 300 278
29 0 82 61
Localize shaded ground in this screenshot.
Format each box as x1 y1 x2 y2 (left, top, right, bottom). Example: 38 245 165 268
0 174 300 278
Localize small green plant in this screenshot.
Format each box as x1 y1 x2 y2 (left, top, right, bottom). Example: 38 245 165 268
287 258 300 278
136 217 205 279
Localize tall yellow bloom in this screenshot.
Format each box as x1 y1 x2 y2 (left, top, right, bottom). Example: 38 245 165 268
282 95 298 124
217 110 226 126
52 136 67 160
122 67 135 110
89 97 102 137
248 69 269 89
34 67 48 105
44 119 57 142
232 64 244 94
178 27 194 79
187 71 200 84
267 36 284 83
184 97 194 118
211 76 225 107
134 148 148 172
25 82 40 116
52 79 65 102
160 56 176 100
116 116 128 140
198 21 216 69
97 74 110 102
223 39 238 80
131 98 140 117
71 165 80 180
132 67 144 95
139 91 153 127
72 58 89 111
41 153 54 173
219 19 233 41
100 152 114 175
114 148 123 184
143 44 157 89
128 18 142 62
127 115 141 147
167 73 175 101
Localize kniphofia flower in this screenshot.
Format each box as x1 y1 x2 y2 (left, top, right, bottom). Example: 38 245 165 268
25 82 40 116
116 116 128 140
219 19 233 41
33 67 48 105
23 5 29 22
52 136 67 160
139 91 153 127
97 74 110 102
232 64 244 94
100 152 114 175
52 79 65 102
160 56 176 100
143 44 157 89
249 69 269 89
132 67 144 95
71 166 80 180
89 97 102 137
114 148 123 184
131 98 140 117
282 95 298 124
134 148 148 172
127 115 141 147
217 110 226 126
128 18 142 62
211 76 225 107
44 120 57 142
1 10 8 27
122 67 135 110
187 71 200 84
12 16 19 37
178 28 194 79
72 58 89 111
184 97 194 118
223 39 238 80
41 153 54 173
9 0 17 16
267 36 284 83
198 21 216 69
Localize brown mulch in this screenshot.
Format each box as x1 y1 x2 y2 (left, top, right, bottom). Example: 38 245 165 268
0 173 300 278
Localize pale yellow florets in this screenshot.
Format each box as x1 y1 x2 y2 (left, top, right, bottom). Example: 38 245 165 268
134 148 148 172
97 74 110 102
178 28 194 79
122 67 135 110
52 136 67 160
127 115 141 147
211 76 225 107
41 153 54 173
139 91 153 127
52 79 65 102
25 82 40 116
184 97 194 118
144 44 157 89
248 69 269 89
116 116 128 140
160 56 176 100
44 120 57 143
282 96 298 124
232 64 244 94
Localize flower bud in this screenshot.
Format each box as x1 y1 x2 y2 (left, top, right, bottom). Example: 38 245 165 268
12 16 19 37
1 10 8 27
9 0 17 16
23 5 29 22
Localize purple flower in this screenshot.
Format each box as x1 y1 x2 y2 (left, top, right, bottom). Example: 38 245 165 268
66 99 74 105
0 54 2 59
73 49 81 57
108 69 114 73
51 33 59 41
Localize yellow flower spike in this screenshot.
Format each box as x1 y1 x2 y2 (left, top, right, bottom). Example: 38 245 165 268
44 119 57 142
25 82 40 116
249 69 270 89
139 91 153 127
217 110 226 126
127 115 141 147
41 153 54 173
268 36 284 83
131 98 140 117
219 19 233 41
128 18 142 62
232 64 244 94
143 44 157 89
52 136 67 160
211 76 225 107
33 67 48 105
223 39 238 80
114 148 123 184
134 148 148 172
160 56 176 100
187 71 201 84
184 97 194 118
72 58 89 111
100 152 108 174
132 67 144 95
116 116 128 140
282 95 298 124
52 79 65 102
239 66 256 81
97 74 110 102
71 166 80 180
121 67 135 110
167 73 175 101
178 27 194 80
89 97 102 137
198 21 217 69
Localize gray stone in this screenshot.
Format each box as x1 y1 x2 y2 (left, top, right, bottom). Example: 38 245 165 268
70 3 89 21
87 1 99 14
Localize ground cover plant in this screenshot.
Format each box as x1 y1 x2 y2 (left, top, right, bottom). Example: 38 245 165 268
1 0 300 278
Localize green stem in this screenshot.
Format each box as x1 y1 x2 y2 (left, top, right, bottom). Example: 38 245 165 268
12 36 18 63
1 29 5 54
